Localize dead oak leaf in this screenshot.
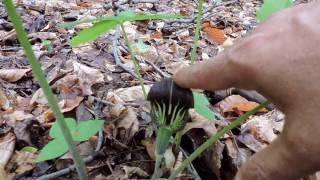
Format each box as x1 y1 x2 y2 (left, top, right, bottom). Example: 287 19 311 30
216 95 268 116
73 61 104 95
0 132 16 167
6 150 36 175
0 89 10 111
38 97 84 123
0 69 31 82
141 138 156 160
2 110 34 126
202 23 226 45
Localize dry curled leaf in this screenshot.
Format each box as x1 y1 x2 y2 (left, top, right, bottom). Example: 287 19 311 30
215 95 268 116
2 111 34 126
141 138 156 160
0 132 16 167
115 85 151 102
0 69 31 82
0 89 10 111
238 110 285 152
202 23 226 45
150 31 163 39
72 61 104 95
30 88 48 105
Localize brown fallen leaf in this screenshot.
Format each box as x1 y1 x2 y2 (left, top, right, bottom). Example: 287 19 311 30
0 69 31 82
6 150 36 176
0 89 10 111
115 85 151 102
238 110 285 152
215 95 268 116
38 97 84 123
183 109 217 136
2 110 34 126
122 165 149 178
59 97 84 113
105 92 139 144
30 88 48 105
202 23 226 45
141 138 156 160
150 31 163 39
0 132 16 167
72 61 104 95
0 166 7 180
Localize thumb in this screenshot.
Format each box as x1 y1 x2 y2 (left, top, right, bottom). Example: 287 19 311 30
235 135 313 180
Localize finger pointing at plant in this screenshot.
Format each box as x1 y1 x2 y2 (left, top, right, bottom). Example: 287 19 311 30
174 1 320 180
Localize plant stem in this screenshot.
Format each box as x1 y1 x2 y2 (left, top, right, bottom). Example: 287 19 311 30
3 1 88 179
120 23 147 99
174 130 183 153
168 101 271 180
190 0 204 64
152 127 172 179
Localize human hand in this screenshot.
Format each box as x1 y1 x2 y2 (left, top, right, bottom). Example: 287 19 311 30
174 2 320 179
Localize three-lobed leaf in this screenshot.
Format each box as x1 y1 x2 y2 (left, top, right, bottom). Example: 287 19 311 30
193 92 215 120
37 118 104 162
256 0 293 22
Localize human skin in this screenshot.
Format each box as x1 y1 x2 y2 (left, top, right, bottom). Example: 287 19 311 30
173 1 320 180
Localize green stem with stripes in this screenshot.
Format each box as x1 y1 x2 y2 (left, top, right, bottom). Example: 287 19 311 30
3 1 88 179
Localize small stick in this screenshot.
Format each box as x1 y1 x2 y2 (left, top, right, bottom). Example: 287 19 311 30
112 26 140 79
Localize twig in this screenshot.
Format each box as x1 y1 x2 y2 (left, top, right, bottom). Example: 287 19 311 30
112 26 140 79
178 146 201 180
144 60 170 78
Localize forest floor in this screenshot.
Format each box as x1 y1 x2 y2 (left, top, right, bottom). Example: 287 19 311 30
0 0 316 179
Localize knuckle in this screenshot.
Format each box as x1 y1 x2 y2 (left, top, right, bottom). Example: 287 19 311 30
223 34 266 85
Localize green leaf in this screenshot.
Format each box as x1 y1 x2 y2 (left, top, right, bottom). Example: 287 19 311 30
193 92 215 120
256 0 293 22
59 12 182 29
66 11 183 47
36 139 68 162
72 120 104 141
49 118 77 139
70 20 118 47
21 146 38 153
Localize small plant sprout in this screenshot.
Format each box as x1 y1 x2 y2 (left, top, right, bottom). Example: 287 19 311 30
147 78 194 179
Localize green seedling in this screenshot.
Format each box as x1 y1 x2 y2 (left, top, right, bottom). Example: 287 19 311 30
37 118 104 162
60 11 183 47
3 0 88 179
148 78 194 179
257 0 293 22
